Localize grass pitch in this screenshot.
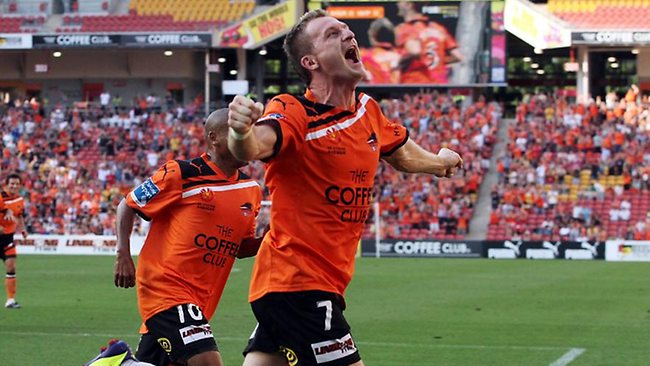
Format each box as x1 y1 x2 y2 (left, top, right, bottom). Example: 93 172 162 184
1 255 649 365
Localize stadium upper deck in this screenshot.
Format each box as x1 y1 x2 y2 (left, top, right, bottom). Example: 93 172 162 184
549 0 650 29
0 0 255 33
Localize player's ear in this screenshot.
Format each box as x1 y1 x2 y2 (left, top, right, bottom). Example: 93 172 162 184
208 131 218 145
301 55 319 71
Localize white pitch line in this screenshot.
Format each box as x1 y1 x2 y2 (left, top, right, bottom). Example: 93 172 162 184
0 330 572 352
550 348 586 366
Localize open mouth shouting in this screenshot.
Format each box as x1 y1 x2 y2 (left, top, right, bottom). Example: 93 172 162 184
344 45 360 65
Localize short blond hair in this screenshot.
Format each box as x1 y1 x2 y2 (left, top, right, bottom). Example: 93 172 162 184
283 9 328 85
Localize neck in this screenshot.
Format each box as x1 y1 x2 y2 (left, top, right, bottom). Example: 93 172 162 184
309 77 357 109
206 150 238 178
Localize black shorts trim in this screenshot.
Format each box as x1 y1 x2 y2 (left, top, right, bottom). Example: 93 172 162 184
244 291 361 366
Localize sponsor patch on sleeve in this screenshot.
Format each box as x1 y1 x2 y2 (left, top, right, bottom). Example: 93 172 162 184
257 113 285 123
311 333 357 364
130 178 160 207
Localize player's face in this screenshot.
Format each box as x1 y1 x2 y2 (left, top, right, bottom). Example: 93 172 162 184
214 133 248 169
7 178 20 195
305 16 366 83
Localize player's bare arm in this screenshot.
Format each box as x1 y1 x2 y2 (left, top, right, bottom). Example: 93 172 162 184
115 198 136 288
227 95 278 161
383 139 463 178
237 237 263 259
237 224 270 258
445 48 463 64
17 216 27 239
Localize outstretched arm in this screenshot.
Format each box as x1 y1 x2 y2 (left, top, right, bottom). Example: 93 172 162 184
114 198 137 288
383 139 462 177
445 48 463 65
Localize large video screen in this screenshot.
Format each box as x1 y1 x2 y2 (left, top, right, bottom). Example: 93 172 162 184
312 1 505 86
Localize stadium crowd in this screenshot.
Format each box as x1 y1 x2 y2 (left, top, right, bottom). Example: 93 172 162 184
0 94 205 236
370 92 500 239
9 87 650 242
0 91 499 239
488 87 650 241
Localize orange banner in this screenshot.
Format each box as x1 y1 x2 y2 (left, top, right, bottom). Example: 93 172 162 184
327 6 384 19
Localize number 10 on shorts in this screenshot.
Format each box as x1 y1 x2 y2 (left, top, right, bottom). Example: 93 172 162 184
177 303 204 323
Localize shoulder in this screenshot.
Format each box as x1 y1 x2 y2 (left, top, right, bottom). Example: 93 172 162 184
265 94 304 116
237 170 261 188
173 157 216 179
359 93 383 114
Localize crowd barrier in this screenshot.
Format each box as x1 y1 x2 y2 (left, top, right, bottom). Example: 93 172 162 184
14 235 650 262
15 235 145 256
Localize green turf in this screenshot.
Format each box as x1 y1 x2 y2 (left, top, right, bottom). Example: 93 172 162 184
1 256 649 365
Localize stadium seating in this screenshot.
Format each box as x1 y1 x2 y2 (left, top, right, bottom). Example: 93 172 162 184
549 0 650 29
0 15 45 33
2 0 51 15
487 90 650 241
58 0 255 32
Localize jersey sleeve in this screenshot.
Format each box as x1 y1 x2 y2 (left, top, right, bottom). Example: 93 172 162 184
369 98 409 157
255 95 305 160
125 160 181 220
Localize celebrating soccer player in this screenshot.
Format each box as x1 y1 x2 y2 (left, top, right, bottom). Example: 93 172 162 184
113 109 263 366
227 9 463 366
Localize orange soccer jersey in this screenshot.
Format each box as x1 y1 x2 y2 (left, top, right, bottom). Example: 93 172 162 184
125 153 261 326
249 90 409 302
396 18 457 84
0 191 24 234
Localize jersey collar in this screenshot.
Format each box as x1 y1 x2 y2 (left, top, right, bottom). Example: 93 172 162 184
304 88 363 113
200 153 239 181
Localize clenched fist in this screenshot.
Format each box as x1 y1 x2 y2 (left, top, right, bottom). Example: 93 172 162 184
438 147 463 178
228 95 265 136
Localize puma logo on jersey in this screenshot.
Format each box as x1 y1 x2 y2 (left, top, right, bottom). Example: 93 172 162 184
273 98 293 110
